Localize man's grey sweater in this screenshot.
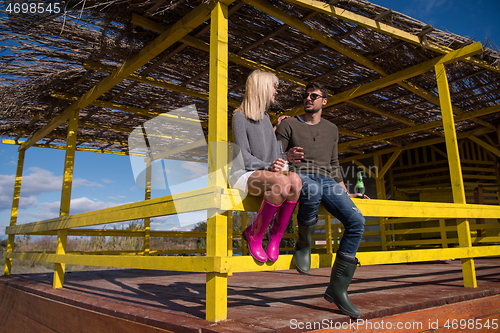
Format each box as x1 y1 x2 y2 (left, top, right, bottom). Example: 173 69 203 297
276 116 344 184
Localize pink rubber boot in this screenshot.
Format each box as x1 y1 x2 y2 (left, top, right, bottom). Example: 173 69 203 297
243 200 281 262
267 200 297 262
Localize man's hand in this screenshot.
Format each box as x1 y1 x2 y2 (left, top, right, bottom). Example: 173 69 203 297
349 193 370 199
286 146 304 163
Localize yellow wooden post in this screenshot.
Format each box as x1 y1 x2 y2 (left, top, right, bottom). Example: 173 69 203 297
435 62 476 287
54 110 79 289
325 215 333 254
439 219 449 248
144 158 152 256
241 212 248 256
374 154 389 251
206 0 229 322
4 149 26 276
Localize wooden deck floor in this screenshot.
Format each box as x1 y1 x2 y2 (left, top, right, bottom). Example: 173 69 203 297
1 258 500 332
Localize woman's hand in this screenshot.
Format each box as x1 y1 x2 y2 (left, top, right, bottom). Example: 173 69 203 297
286 146 304 163
270 158 287 172
273 115 290 131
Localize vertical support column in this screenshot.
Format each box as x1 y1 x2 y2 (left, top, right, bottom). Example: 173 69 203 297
144 158 152 256
373 154 388 251
53 110 79 289
241 212 248 256
435 62 476 287
325 215 332 254
206 0 229 322
4 149 26 276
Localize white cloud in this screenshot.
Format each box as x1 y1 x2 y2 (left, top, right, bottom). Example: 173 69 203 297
0 167 107 211
181 161 207 180
102 178 113 184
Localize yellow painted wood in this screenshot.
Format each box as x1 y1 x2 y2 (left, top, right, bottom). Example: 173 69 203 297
287 42 483 120
19 0 219 152
4 252 219 272
144 158 152 256
131 13 308 89
339 102 499 151
435 62 476 288
53 229 67 289
6 187 220 235
53 111 78 288
52 91 205 129
206 1 229 322
245 0 387 76
82 60 240 108
2 139 138 156
284 0 499 74
378 149 403 181
325 215 333 254
352 160 378 180
216 246 500 272
221 190 500 219
468 135 500 158
3 149 25 276
400 80 494 130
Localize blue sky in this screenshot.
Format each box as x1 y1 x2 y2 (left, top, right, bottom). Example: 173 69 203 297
1 0 499 238
374 0 500 46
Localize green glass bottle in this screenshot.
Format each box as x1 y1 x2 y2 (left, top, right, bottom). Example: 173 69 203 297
355 171 365 197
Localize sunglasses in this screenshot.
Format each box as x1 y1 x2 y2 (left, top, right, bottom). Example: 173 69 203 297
301 92 324 100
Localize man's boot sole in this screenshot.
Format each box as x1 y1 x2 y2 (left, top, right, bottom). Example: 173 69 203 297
324 293 361 319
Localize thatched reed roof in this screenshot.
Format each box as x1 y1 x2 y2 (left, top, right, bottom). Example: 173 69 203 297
1 0 499 160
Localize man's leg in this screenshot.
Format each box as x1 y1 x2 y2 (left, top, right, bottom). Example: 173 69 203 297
294 174 321 274
319 176 364 318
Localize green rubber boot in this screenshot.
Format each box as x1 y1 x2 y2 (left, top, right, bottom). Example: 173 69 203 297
324 252 361 319
293 217 317 274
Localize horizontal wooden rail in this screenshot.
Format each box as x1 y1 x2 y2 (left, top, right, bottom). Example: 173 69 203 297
6 246 500 273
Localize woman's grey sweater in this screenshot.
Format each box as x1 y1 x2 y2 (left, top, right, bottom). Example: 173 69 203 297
230 111 279 185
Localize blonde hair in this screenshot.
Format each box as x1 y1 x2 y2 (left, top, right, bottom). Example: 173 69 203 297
237 70 279 121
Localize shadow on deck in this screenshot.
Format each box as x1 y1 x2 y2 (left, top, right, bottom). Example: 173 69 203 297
1 258 500 332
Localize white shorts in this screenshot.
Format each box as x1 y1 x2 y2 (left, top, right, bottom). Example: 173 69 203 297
232 171 256 192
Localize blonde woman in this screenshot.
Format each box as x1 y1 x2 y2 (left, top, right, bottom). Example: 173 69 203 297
230 70 302 263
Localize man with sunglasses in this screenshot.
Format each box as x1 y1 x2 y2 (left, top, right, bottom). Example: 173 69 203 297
276 81 367 319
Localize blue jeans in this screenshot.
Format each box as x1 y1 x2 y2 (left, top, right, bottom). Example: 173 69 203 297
297 173 365 256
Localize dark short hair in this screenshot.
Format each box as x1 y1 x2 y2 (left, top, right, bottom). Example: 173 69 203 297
305 82 328 98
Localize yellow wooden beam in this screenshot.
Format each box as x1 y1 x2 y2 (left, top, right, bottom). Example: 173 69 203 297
285 42 483 120
244 0 387 76
340 127 496 164
435 62 476 287
284 0 500 74
54 111 78 289
1 139 136 156
131 13 309 88
378 149 403 179
4 252 219 272
400 80 495 130
51 91 205 127
353 160 377 179
3 149 25 276
218 246 500 272
206 1 229 322
467 135 500 158
82 60 240 108
5 187 221 235
339 101 500 151
18 1 219 152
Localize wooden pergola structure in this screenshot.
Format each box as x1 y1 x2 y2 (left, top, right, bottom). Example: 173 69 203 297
1 0 500 322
